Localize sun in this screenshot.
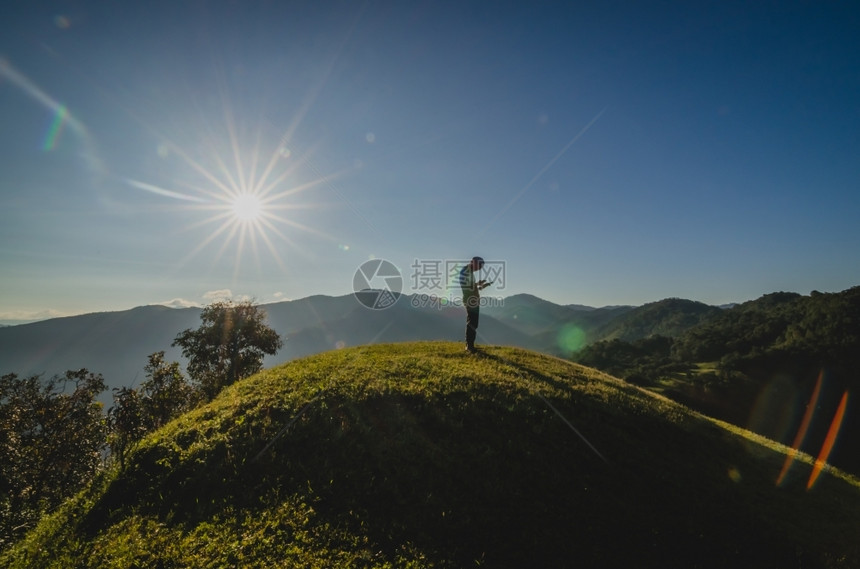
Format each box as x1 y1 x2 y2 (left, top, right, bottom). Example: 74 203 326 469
231 193 264 222
123 100 351 278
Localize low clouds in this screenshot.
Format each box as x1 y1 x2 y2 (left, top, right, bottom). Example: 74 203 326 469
201 290 253 303
158 298 201 309
0 309 68 325
202 289 234 302
157 290 284 311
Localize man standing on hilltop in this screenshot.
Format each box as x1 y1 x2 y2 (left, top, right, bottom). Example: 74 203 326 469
459 256 491 353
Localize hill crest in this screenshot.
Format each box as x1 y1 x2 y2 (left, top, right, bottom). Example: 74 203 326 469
5 342 859 568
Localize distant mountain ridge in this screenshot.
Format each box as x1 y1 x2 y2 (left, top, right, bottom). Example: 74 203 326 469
0 292 715 392
0 305 201 389
592 298 724 343
480 293 632 336
0 294 544 393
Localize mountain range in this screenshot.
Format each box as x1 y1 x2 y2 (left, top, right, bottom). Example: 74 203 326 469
0 292 698 391
3 287 858 476
4 289 849 395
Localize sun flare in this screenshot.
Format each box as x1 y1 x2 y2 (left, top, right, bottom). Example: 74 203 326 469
231 193 264 222
124 98 351 279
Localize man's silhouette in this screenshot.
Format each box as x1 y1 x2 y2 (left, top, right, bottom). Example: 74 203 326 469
459 256 491 353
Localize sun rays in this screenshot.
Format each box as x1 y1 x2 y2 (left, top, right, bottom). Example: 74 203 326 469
124 105 345 280
3 51 367 295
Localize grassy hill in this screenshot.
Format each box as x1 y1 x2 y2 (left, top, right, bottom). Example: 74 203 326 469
4 343 859 568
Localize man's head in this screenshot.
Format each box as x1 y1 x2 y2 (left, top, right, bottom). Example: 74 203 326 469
470 256 485 271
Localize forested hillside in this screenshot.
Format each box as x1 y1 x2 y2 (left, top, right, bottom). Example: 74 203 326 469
576 287 860 475
592 298 724 343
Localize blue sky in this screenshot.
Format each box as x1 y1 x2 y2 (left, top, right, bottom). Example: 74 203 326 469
1 1 858 322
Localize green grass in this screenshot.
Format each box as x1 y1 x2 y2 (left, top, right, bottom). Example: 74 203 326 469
4 342 860 568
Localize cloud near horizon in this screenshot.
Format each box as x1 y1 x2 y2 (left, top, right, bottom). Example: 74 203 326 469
157 298 202 309
202 289 234 302
201 290 255 303
158 291 270 310
0 308 69 323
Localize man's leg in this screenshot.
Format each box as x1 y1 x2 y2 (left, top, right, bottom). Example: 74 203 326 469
465 308 479 351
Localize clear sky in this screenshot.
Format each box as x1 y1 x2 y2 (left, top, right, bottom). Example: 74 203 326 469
1 1 858 322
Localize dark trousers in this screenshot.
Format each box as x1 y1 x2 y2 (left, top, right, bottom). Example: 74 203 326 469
465 308 479 347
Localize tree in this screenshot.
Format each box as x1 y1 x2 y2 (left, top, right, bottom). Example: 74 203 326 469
107 386 144 470
172 300 283 400
0 369 107 549
140 351 197 429
107 352 197 470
